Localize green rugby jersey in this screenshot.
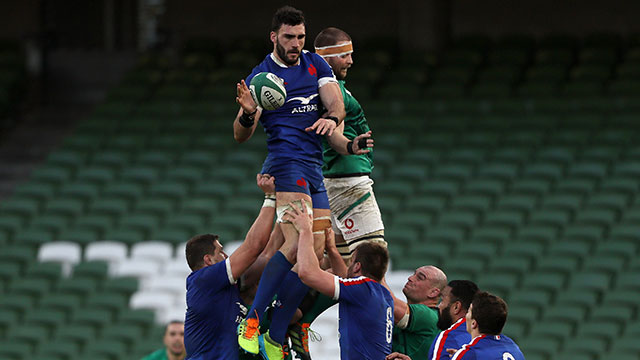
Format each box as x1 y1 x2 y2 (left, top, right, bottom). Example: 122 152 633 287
141 349 168 360
392 304 440 359
322 80 374 177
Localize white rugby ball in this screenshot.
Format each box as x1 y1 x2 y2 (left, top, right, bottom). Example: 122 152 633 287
249 72 287 111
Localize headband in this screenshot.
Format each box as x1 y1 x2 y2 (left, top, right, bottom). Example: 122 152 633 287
315 42 353 57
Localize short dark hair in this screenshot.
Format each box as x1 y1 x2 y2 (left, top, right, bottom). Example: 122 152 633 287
185 234 218 271
314 27 352 48
448 280 479 311
271 6 305 32
352 242 389 282
471 291 508 335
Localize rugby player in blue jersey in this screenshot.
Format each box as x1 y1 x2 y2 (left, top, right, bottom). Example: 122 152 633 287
232 6 371 360
285 201 394 360
184 174 276 360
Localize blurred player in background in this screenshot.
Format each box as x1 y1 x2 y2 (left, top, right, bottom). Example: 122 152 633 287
287 202 394 360
451 291 525 360
382 265 447 360
232 6 368 360
286 26 379 360
141 321 186 360
184 174 276 360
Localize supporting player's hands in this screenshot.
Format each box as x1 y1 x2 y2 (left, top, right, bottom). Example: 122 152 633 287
256 173 275 195
351 131 374 154
385 353 412 360
324 228 336 251
283 201 313 234
236 79 258 114
306 117 337 136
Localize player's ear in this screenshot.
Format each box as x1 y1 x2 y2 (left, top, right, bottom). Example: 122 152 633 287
270 31 277 44
203 254 213 266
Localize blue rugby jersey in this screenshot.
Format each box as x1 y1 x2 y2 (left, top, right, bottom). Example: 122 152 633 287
428 318 472 360
451 334 525 360
184 259 246 360
246 51 336 166
332 276 394 360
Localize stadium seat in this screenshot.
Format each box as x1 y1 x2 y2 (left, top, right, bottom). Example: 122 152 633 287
37 242 82 272
130 241 173 263
56 277 99 297
85 241 128 264
114 259 161 280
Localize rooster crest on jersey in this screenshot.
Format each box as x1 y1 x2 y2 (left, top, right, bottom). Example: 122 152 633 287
249 72 287 111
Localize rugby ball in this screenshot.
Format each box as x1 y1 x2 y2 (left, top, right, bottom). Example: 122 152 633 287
249 72 287 110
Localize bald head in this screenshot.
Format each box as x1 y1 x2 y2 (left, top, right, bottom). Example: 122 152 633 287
402 265 447 305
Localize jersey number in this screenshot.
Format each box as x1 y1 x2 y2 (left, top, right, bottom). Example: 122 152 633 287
385 307 393 344
503 353 515 360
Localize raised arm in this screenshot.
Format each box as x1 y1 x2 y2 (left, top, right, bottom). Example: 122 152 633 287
324 228 347 278
381 277 410 326
233 79 262 143
286 202 337 298
228 174 275 280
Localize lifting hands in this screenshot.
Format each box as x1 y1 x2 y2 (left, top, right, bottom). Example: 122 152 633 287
236 79 257 114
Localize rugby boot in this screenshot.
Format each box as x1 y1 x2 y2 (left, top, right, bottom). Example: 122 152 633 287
259 330 285 360
238 317 261 354
287 322 312 360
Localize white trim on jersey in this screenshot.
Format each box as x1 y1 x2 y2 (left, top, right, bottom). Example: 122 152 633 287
270 53 296 68
431 318 465 360
225 258 237 285
333 275 340 300
318 76 338 88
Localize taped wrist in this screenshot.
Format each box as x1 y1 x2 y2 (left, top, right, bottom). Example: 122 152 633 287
346 141 354 154
239 109 257 128
262 194 276 208
325 115 339 125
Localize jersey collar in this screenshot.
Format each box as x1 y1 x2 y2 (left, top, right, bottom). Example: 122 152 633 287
270 50 308 68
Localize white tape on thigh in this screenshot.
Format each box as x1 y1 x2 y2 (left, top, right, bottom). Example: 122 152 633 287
276 199 313 223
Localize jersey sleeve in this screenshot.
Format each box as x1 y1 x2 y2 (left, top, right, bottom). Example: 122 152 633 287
451 348 476 360
427 335 437 360
193 259 236 292
407 304 439 332
312 53 337 87
335 276 374 303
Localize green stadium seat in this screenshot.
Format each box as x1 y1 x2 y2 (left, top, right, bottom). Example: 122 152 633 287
576 320 623 343
102 277 139 297
25 262 63 282
483 210 526 230
574 208 617 227
554 289 599 310
487 256 532 277
90 150 131 169
609 336 640 356
57 277 99 297
23 308 66 331
450 194 492 212
536 254 580 276
609 224 640 242
74 214 115 235
28 214 70 234
0 340 34 359
418 179 460 198
120 167 162 185
165 166 205 185
437 209 480 229
75 167 117 185
548 239 592 259
9 278 52 299
117 309 155 330
587 192 630 212
442 258 484 280
72 308 113 330
55 324 97 346
0 245 35 270
85 293 129 316
510 179 551 196
0 197 41 218
529 208 572 227
36 340 80 360
519 336 561 359
432 163 474 180
528 320 573 341
590 305 634 326
135 198 176 218
470 225 512 245
0 308 19 337
555 178 598 196
567 271 611 297
523 162 565 181
543 306 588 327
8 323 50 347
561 336 608 359
516 224 559 245
180 198 220 217
582 255 626 276
82 339 128 360
521 271 566 295
562 224 605 246
45 198 86 218
13 182 57 202
502 242 545 263
475 272 518 298
39 294 82 316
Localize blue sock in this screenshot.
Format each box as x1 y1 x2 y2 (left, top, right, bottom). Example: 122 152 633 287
268 271 310 344
246 251 293 320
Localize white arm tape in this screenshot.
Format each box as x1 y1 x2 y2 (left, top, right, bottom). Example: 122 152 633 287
397 308 410 329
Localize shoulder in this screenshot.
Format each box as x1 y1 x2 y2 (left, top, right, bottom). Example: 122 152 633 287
338 275 374 287
141 349 166 360
409 303 439 320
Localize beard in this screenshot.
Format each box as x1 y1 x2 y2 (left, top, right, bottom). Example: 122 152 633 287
437 305 454 330
276 40 300 65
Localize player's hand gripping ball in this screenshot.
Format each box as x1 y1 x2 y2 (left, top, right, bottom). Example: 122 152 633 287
249 72 287 110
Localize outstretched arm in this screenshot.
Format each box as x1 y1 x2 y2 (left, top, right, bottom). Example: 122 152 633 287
381 277 410 327
325 121 374 155
286 202 337 298
228 174 275 280
233 79 261 143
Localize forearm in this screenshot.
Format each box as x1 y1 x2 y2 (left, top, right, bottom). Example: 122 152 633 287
382 278 409 323
319 83 346 124
326 131 351 155
326 245 347 278
233 108 259 143
297 229 319 279
244 205 275 254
